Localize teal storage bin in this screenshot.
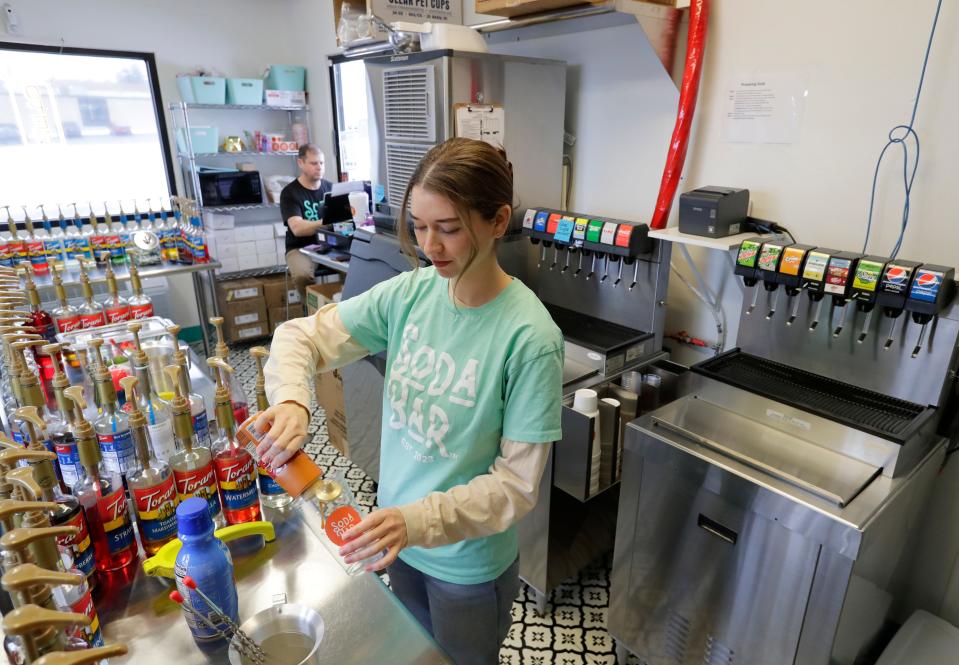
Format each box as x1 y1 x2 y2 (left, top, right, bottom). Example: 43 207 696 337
176 76 195 103
191 76 226 104
265 65 305 92
176 126 219 155
226 78 264 105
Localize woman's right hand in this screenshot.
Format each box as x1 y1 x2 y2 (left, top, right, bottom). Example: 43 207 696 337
254 402 310 468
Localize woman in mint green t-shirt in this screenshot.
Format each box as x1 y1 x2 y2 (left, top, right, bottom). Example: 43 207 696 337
258 138 564 664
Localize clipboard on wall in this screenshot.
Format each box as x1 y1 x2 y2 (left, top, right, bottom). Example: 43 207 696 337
454 103 505 148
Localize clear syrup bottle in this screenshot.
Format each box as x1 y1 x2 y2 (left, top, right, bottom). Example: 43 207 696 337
165 364 224 529
126 323 175 461
120 376 179 556
164 324 211 445
100 261 130 324
88 339 135 478
209 316 249 423
50 267 81 334
76 270 106 330
127 264 154 320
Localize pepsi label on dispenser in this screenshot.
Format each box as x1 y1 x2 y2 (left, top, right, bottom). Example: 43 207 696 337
906 265 956 315
876 260 922 309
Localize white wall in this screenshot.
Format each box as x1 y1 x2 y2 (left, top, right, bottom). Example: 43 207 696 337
1 0 338 327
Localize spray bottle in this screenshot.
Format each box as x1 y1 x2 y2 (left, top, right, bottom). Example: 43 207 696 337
121 376 179 555
165 365 224 528
64 386 136 572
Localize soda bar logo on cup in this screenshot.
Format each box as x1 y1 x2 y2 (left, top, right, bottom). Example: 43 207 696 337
325 506 362 547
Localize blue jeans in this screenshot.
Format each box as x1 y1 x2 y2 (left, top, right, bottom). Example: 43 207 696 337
388 556 520 665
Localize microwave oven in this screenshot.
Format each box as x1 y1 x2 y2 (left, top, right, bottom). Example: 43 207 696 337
198 171 263 207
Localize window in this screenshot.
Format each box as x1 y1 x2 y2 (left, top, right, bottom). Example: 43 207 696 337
0 42 174 217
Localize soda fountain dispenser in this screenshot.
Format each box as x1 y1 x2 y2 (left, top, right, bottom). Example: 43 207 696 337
734 237 763 314
753 240 791 319
799 248 838 330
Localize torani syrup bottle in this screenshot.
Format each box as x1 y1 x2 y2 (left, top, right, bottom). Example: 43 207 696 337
63 387 136 572
121 376 178 556
165 365 224 529
207 358 259 525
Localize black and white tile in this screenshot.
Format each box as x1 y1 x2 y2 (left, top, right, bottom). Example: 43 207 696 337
226 341 641 665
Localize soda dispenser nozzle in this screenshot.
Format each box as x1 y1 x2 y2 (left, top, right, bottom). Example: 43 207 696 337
250 347 270 412
904 265 956 358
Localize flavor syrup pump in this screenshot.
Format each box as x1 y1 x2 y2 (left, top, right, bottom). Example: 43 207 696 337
33 644 128 665
822 252 862 337
798 248 839 330
210 316 250 423
774 244 815 324
2 604 91 663
734 238 763 314
753 240 790 319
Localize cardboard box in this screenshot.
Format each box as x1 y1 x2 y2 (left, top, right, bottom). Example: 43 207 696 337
305 282 343 315
261 275 288 308
211 229 236 245
216 241 237 260
229 322 269 343
275 238 286 258
314 369 347 455
265 90 307 107
288 288 302 305
217 278 263 303
269 305 290 333
273 222 286 238
222 298 267 327
203 212 235 230
217 258 239 274
254 225 274 240
237 254 260 271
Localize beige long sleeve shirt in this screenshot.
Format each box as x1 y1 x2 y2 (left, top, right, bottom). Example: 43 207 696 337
265 303 551 549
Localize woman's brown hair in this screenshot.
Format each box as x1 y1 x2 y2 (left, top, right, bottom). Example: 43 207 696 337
397 138 513 281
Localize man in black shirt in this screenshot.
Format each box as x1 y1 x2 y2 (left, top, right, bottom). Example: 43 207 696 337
280 143 333 299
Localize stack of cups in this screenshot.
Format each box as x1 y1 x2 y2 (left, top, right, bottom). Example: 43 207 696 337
573 388 602 497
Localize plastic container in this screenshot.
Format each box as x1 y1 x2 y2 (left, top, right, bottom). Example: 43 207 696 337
191 76 227 104
226 78 264 105
265 65 306 92
177 126 220 155
174 497 239 650
177 76 196 103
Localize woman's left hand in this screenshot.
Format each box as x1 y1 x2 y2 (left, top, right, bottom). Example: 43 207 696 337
339 507 408 572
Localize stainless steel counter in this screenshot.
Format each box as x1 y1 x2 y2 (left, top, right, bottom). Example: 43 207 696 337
97 507 450 665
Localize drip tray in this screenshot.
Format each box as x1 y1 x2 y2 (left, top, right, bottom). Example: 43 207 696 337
651 396 883 507
546 304 653 375
693 350 933 443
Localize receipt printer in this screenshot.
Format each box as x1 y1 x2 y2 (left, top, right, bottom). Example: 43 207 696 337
678 186 750 238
